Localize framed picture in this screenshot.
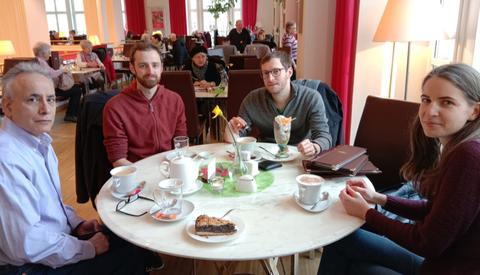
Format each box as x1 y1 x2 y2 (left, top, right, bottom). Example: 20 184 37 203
152 11 164 29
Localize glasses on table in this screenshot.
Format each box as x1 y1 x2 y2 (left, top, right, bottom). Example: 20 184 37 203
260 68 285 79
116 194 154 217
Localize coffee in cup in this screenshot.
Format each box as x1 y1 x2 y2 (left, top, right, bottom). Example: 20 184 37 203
296 174 324 204
236 137 257 154
110 166 137 194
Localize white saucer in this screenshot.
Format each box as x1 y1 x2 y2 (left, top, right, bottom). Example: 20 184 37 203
110 181 146 200
293 191 331 213
150 200 195 222
260 145 299 162
183 180 203 196
224 145 262 160
166 151 197 161
186 212 245 243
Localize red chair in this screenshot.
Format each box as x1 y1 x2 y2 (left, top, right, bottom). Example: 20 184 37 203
244 58 262 70
229 55 257 70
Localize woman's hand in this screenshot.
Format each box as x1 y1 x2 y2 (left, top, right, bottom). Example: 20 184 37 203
339 185 371 219
87 62 98 68
346 178 386 206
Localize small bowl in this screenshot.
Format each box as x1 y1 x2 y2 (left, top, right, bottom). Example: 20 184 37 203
199 151 215 160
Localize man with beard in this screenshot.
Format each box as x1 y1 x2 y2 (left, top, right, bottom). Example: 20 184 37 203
224 51 332 157
103 42 187 167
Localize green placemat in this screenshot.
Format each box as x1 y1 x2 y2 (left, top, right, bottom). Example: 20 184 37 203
212 88 226 94
199 162 274 197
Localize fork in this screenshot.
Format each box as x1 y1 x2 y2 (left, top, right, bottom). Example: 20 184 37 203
219 209 234 219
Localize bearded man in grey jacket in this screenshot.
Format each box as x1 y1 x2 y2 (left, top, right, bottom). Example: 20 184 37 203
225 51 332 157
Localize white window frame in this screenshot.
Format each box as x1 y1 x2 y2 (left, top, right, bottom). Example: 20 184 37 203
45 0 86 35
186 0 242 37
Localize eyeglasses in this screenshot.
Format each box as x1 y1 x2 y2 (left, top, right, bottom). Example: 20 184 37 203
116 194 154 217
260 68 285 79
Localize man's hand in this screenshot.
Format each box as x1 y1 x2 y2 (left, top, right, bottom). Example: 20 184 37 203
224 117 247 143
297 139 319 157
87 232 109 255
74 220 102 237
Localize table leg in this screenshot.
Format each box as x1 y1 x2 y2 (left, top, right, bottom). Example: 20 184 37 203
213 261 240 275
290 254 299 275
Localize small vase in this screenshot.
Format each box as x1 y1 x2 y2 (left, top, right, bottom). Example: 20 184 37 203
228 146 250 182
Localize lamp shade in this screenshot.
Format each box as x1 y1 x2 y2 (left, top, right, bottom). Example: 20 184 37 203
89 35 101 46
255 21 264 29
0 40 16 56
59 32 66 38
374 0 449 42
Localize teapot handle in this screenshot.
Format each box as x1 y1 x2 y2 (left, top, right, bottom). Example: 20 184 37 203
159 161 170 178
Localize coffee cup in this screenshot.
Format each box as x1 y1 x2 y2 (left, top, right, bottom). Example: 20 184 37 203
153 178 183 215
111 166 137 194
296 174 325 205
236 137 257 154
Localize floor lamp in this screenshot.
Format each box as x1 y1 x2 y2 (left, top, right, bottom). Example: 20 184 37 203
0 40 16 59
373 0 448 100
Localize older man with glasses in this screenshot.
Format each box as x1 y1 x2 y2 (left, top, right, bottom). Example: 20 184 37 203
224 51 332 157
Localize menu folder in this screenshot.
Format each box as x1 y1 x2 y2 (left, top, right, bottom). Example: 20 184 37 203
302 159 381 177
311 145 367 171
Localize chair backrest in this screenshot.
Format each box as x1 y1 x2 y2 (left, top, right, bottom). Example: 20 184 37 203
227 69 265 137
244 44 271 59
207 48 225 62
123 43 135 58
253 40 277 49
159 71 201 138
3 58 39 75
132 35 142 40
214 45 238 64
353 96 420 192
276 46 291 56
229 55 257 70
244 58 262 70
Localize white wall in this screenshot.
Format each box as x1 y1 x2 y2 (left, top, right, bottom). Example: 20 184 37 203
256 0 275 38
24 0 50 54
105 0 125 46
144 0 171 36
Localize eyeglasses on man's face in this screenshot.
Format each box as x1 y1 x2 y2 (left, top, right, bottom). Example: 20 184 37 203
116 194 154 217
260 68 285 79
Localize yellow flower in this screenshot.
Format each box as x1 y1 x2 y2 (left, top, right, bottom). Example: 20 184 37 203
212 105 223 119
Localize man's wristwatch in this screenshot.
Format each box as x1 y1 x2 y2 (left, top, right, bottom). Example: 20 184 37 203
313 144 319 156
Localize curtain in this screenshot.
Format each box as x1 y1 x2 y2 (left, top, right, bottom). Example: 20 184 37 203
242 0 258 29
125 0 146 35
169 0 187 35
330 0 360 144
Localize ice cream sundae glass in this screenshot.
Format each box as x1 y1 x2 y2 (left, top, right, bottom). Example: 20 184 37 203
273 115 294 158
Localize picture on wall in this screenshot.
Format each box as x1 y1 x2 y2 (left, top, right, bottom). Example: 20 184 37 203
152 11 164 29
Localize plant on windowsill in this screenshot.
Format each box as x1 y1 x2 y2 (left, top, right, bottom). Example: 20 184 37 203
208 0 237 19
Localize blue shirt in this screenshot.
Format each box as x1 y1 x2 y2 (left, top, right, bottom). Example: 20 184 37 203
0 118 95 268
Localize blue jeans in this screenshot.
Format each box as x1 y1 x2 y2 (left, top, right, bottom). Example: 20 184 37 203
0 229 144 275
318 229 424 275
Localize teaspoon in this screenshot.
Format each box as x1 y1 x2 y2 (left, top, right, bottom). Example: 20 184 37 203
310 192 329 210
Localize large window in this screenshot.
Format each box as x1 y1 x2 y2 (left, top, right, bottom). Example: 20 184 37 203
45 0 86 35
431 0 460 67
186 0 242 37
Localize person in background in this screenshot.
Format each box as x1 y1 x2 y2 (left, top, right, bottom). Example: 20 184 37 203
257 30 266 41
33 42 82 122
228 20 252 53
318 63 480 275
140 33 151 43
0 62 145 275
125 30 134 43
183 45 221 88
282 21 298 81
193 30 205 44
169 33 189 67
68 29 76 41
152 33 163 49
76 40 105 92
226 51 332 156
222 35 231 45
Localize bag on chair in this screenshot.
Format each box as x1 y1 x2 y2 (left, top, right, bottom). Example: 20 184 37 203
58 71 75 91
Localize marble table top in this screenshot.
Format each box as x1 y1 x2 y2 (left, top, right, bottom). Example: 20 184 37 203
97 142 371 261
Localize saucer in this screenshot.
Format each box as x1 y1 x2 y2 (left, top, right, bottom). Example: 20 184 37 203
166 151 197 161
224 145 261 160
183 180 203 196
292 191 331 213
186 212 245 243
260 146 299 162
110 180 146 200
150 200 195 222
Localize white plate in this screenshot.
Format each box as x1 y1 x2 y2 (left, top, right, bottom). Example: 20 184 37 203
165 151 197 161
110 181 146 200
224 145 262 160
183 180 204 196
186 213 245 243
293 191 331 213
149 200 195 222
260 145 299 162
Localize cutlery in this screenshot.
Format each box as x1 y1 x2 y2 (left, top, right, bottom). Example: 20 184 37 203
259 146 279 159
310 192 329 210
122 181 146 198
152 199 178 217
219 209 234 219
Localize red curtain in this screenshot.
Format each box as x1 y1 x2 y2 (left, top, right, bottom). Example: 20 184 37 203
330 0 360 144
125 0 146 35
242 0 258 29
169 0 187 35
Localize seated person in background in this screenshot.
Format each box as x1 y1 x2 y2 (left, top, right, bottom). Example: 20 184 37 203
170 33 189 67
225 51 332 156
103 42 187 167
222 36 231 45
125 30 134 43
140 33 151 42
76 40 105 91
183 45 221 89
33 41 82 122
193 30 205 44
152 33 163 49
257 30 266 41
68 29 76 41
318 63 480 275
0 62 145 274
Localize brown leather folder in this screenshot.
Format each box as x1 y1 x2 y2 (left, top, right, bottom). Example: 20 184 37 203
302 159 381 178
311 145 367 171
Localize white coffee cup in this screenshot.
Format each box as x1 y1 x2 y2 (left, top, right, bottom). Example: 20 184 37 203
110 166 137 194
236 137 257 154
296 174 325 205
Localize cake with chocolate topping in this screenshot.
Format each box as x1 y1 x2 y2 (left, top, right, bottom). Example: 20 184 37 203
195 214 237 236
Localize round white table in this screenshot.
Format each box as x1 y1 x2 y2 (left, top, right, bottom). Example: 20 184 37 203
97 142 371 271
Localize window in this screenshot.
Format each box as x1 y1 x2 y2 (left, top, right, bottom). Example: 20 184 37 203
431 0 460 67
186 0 242 37
45 0 86 35
121 0 126 32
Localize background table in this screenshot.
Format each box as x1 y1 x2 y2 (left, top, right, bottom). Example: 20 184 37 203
71 67 107 93
97 143 371 274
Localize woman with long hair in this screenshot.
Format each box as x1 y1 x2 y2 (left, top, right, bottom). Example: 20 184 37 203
318 63 480 275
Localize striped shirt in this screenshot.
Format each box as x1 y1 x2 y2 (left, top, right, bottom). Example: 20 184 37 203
282 34 297 60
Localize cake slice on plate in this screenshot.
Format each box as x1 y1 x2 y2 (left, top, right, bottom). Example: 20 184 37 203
195 214 237 236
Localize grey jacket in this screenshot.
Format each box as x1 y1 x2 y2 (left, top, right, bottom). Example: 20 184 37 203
238 83 332 151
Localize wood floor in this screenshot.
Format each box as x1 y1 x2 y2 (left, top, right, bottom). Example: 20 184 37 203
51 108 322 275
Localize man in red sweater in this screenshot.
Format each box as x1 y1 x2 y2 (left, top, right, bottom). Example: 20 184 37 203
103 42 187 167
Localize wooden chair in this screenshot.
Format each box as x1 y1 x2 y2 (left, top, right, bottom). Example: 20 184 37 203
207 48 225 62
214 45 238 64
276 46 291 56
244 44 271 59
353 96 420 192
244 58 262 70
229 55 257 70
160 71 207 144
123 44 135 58
3 58 39 75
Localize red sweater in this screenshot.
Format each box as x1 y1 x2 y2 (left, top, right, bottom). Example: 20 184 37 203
367 139 480 275
103 81 187 163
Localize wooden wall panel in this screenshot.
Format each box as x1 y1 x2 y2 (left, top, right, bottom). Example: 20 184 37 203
0 0 32 63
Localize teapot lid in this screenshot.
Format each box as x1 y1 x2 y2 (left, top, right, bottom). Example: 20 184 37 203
171 156 192 164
